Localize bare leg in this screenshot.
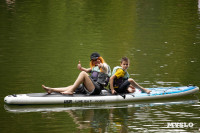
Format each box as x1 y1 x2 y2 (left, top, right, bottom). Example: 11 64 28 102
128 78 151 94
127 85 136 93
42 85 73 94
61 71 95 94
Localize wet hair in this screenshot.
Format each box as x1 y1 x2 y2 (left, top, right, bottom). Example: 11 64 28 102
121 57 129 64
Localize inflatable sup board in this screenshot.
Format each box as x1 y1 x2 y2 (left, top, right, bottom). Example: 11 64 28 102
4 86 199 105
4 99 199 113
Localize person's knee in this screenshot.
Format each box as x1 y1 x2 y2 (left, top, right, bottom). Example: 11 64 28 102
80 71 89 77
128 78 134 82
80 71 87 75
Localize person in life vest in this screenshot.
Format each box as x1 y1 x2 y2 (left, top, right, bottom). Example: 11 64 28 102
109 57 151 94
42 52 111 95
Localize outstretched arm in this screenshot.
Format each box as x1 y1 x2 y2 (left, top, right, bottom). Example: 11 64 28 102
77 61 92 73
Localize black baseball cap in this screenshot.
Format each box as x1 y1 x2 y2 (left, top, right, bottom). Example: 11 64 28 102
90 52 100 60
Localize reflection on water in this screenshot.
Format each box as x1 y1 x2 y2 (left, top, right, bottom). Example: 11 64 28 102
5 0 15 11
4 99 200 132
199 0 200 10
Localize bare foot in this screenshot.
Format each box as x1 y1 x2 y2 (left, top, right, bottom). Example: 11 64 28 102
130 85 136 93
42 85 52 94
145 89 151 94
128 86 136 93
61 90 74 95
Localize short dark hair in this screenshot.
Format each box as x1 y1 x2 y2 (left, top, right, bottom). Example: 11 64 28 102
121 57 129 63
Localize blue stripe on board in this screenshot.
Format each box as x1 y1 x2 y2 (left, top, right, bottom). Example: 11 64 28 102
134 86 196 97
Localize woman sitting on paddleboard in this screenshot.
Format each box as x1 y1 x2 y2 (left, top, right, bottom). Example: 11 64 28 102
42 52 111 95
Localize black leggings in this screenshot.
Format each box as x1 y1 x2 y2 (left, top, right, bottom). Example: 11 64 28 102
115 80 130 93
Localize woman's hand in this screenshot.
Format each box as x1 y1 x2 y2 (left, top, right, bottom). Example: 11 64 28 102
97 60 102 68
97 61 105 70
77 61 92 72
77 61 82 70
98 63 103 68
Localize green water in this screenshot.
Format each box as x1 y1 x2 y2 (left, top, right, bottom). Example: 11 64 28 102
1 0 200 132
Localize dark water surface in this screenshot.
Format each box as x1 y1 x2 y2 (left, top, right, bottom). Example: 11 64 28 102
0 0 200 132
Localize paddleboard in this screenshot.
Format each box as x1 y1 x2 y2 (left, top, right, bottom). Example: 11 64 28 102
4 86 199 105
4 99 199 113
